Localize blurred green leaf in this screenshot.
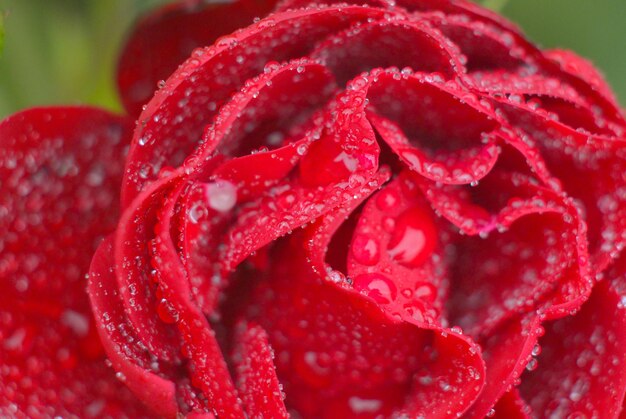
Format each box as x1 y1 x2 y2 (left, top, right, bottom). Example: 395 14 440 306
0 12 4 56
0 0 624 118
481 0 509 12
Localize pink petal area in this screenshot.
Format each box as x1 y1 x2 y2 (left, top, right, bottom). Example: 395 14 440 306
345 174 448 323
88 238 178 417
309 20 457 86
152 183 244 416
519 279 626 418
232 322 288 418
463 315 542 418
121 5 386 206
117 0 277 116
0 107 150 416
246 234 485 418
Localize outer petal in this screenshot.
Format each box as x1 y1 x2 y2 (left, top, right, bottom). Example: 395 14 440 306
464 315 542 418
121 5 385 206
232 322 288 418
519 278 626 417
117 0 277 116
0 107 150 416
88 238 178 417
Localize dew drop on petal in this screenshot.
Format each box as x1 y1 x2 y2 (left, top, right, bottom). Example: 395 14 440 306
387 206 437 268
353 273 397 304
413 282 437 303
204 180 237 213
157 299 179 324
351 234 380 266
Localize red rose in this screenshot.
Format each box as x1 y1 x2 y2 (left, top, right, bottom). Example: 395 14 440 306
2 0 626 417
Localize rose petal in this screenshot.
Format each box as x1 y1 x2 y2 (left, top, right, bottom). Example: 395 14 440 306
346 173 447 323
491 97 626 270
88 238 178 417
151 183 244 416
310 19 457 85
121 5 385 206
232 322 288 418
490 389 532 419
520 279 626 417
464 314 542 418
115 174 184 361
369 111 500 185
245 233 485 418
449 197 587 337
0 107 150 416
546 48 621 109
432 15 529 72
117 0 277 116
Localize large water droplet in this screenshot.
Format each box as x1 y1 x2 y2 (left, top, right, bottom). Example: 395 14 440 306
387 206 437 268
353 273 397 304
351 234 380 266
204 180 237 213
157 299 179 324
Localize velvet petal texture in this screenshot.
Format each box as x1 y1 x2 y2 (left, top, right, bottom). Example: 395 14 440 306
0 107 151 417
4 0 626 416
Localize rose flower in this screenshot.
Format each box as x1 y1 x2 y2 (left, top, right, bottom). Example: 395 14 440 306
2 0 626 417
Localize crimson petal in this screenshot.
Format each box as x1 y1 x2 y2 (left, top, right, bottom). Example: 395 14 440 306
0 107 150 416
490 389 532 419
346 173 447 323
247 234 485 418
121 5 385 206
232 322 288 417
117 0 277 116
520 279 626 417
152 183 244 416
88 238 178 417
464 315 542 418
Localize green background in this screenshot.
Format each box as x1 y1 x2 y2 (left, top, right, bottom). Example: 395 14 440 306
0 0 624 118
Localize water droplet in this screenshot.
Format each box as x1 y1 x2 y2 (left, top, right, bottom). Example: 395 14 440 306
376 188 400 211
188 202 206 224
348 397 382 414
204 180 237 213
351 234 380 266
353 273 397 304
387 207 438 268
293 351 331 388
526 357 538 371
413 283 437 303
157 299 179 324
531 344 541 357
296 143 308 156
